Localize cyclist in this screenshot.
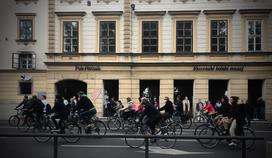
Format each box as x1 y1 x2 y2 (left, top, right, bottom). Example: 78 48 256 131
121 97 136 120
16 95 29 109
159 96 174 120
76 91 97 124
140 97 161 136
50 94 66 133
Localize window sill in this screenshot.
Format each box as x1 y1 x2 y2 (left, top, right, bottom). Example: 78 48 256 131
16 40 37 45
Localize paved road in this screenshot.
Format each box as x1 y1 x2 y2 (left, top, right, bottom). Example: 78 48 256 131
0 121 271 158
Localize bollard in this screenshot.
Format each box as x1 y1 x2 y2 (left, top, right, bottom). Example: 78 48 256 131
266 141 272 158
242 139 246 158
54 136 58 158
145 138 149 158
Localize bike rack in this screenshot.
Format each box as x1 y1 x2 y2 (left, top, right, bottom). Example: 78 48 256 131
0 133 264 158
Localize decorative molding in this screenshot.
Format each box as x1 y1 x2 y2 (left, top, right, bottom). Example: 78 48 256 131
55 12 87 17
203 9 236 15
59 0 81 4
168 10 201 16
135 11 166 16
139 0 161 4
92 11 123 16
15 0 38 5
239 9 272 14
173 0 195 3
15 13 36 16
97 0 119 4
48 0 55 53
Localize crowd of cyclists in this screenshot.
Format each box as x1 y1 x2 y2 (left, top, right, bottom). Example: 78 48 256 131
12 92 253 148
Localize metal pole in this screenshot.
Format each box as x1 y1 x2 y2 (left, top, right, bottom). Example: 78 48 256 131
242 139 246 158
145 138 149 158
54 136 58 158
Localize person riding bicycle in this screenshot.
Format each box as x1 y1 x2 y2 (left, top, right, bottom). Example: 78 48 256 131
202 100 216 123
140 97 161 136
159 96 174 120
121 97 136 120
76 91 97 124
50 94 66 133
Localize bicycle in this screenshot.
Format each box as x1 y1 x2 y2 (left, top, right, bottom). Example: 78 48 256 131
125 118 182 149
71 111 107 136
8 108 23 127
192 110 209 126
172 111 192 129
32 114 81 143
195 115 255 149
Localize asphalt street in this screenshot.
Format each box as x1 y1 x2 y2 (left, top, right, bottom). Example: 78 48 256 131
0 121 271 158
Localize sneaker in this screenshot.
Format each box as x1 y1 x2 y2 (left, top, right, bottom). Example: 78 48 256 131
228 142 237 147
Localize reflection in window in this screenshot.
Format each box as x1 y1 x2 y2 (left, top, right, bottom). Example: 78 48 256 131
211 20 228 52
19 19 33 40
63 21 78 53
176 21 193 53
100 21 116 53
142 21 158 53
248 20 262 51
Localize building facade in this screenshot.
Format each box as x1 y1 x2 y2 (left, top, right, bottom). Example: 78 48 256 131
0 0 272 120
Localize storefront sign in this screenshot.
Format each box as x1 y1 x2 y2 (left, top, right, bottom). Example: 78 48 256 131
193 66 244 71
75 66 101 71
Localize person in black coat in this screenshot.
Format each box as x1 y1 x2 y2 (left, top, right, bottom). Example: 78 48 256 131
16 95 29 109
50 95 66 132
140 97 161 135
76 92 96 123
159 96 174 119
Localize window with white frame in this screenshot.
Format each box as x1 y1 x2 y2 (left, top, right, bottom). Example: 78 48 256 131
100 21 116 53
176 21 193 53
12 53 36 69
210 20 228 52
63 21 79 53
247 20 262 51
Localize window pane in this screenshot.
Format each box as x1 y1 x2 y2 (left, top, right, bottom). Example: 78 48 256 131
176 22 183 29
151 22 158 29
248 37 254 44
184 22 192 29
185 46 191 52
211 21 217 30
211 45 217 52
211 38 217 45
256 27 261 35
219 45 225 52
256 37 261 44
219 38 225 45
109 46 115 52
256 44 261 51
109 39 115 45
185 30 192 36
177 38 183 45
151 31 157 37
248 44 254 51
177 30 183 37
185 38 191 45
211 30 217 36
143 39 149 45
143 46 149 52
150 39 157 45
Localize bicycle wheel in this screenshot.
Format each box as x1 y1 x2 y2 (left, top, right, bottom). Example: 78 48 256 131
156 127 177 149
9 115 20 127
125 127 144 148
107 117 121 131
33 125 52 143
193 115 207 126
85 120 107 136
63 123 82 143
17 117 32 132
237 127 255 150
182 118 192 129
167 122 183 135
123 119 137 133
197 126 219 149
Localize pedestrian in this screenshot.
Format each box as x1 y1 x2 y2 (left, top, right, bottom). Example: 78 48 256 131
257 97 265 119
182 96 190 115
196 98 204 116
